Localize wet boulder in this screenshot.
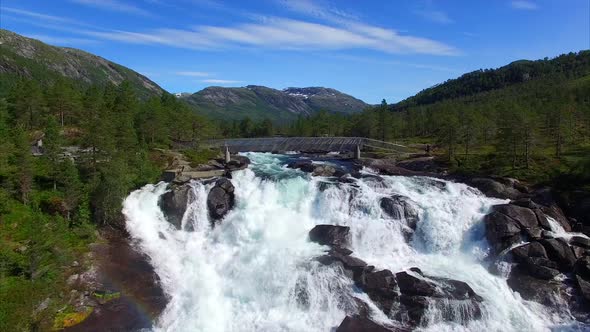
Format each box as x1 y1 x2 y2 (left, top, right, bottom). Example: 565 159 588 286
571 236 590 249
395 271 437 297
207 178 235 222
380 195 419 231
509 242 560 279
159 184 191 229
395 269 483 326
532 187 572 232
575 256 590 280
336 315 398 332
309 225 350 248
316 249 369 276
492 204 542 239
484 211 522 254
312 165 336 177
539 238 576 272
484 203 548 255
355 269 399 314
469 177 522 200
225 155 250 171
507 265 565 306
576 275 590 302
287 160 315 173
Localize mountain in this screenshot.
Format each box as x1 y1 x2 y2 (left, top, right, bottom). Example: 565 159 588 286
0 29 164 98
282 87 368 115
183 85 368 123
393 50 590 110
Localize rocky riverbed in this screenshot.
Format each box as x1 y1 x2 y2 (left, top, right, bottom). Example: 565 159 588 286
73 152 590 331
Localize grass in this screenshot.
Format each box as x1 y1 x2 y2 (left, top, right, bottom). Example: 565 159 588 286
182 148 219 167
0 195 96 331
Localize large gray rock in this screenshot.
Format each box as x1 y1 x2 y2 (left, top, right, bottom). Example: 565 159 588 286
470 178 522 200
312 165 336 177
507 265 565 306
355 269 399 314
159 184 191 229
575 256 590 280
394 268 483 326
207 178 235 222
540 238 577 272
336 315 397 332
532 188 572 232
309 225 350 248
485 203 547 255
380 195 419 231
484 211 522 254
492 204 542 239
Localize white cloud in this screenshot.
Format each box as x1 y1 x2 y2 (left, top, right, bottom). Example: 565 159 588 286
84 17 458 55
416 10 453 24
176 71 211 77
1 7 81 24
70 0 153 16
511 1 538 10
201 79 242 84
3 5 459 56
278 0 357 23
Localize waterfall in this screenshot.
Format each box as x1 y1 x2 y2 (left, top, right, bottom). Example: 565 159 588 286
123 153 578 332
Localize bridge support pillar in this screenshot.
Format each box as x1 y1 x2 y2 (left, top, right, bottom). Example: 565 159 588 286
354 145 361 160
224 146 231 163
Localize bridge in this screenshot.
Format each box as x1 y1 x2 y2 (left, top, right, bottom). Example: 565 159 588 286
202 137 412 160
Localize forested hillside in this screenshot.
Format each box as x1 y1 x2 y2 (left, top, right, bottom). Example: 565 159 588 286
394 50 590 110
287 51 590 184
0 77 217 330
0 29 164 98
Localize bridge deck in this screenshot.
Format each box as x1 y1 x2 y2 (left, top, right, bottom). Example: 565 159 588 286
204 137 409 154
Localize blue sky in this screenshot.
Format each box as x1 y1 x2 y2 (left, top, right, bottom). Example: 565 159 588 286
1 0 589 103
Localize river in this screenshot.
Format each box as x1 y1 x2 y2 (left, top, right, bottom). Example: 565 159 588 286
122 152 580 332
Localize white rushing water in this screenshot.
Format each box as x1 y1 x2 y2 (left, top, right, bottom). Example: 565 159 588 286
123 153 579 332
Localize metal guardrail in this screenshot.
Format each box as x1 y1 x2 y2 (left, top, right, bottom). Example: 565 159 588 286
201 137 410 154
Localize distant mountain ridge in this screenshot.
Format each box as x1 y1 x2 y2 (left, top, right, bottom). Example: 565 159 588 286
183 85 368 122
0 29 164 98
0 29 369 122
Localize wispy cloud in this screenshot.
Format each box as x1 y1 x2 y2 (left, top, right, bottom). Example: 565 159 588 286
176 71 211 77
415 10 453 24
412 0 454 24
3 4 458 56
278 0 357 23
201 79 242 84
70 0 153 16
511 1 538 10
85 17 459 55
2 7 81 25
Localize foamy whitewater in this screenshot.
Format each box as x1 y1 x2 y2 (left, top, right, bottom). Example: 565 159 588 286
122 153 580 332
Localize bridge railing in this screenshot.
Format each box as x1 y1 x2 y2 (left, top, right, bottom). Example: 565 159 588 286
202 136 413 155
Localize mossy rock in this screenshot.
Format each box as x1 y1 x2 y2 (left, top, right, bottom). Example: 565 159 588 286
53 307 93 330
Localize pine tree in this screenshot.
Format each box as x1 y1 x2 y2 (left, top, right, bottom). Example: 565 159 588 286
12 126 33 204
43 116 63 190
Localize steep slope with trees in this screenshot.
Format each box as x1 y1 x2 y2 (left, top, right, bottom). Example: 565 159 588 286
0 29 164 98
393 50 590 110
0 77 218 330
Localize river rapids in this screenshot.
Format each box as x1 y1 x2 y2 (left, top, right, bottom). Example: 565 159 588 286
122 153 582 332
